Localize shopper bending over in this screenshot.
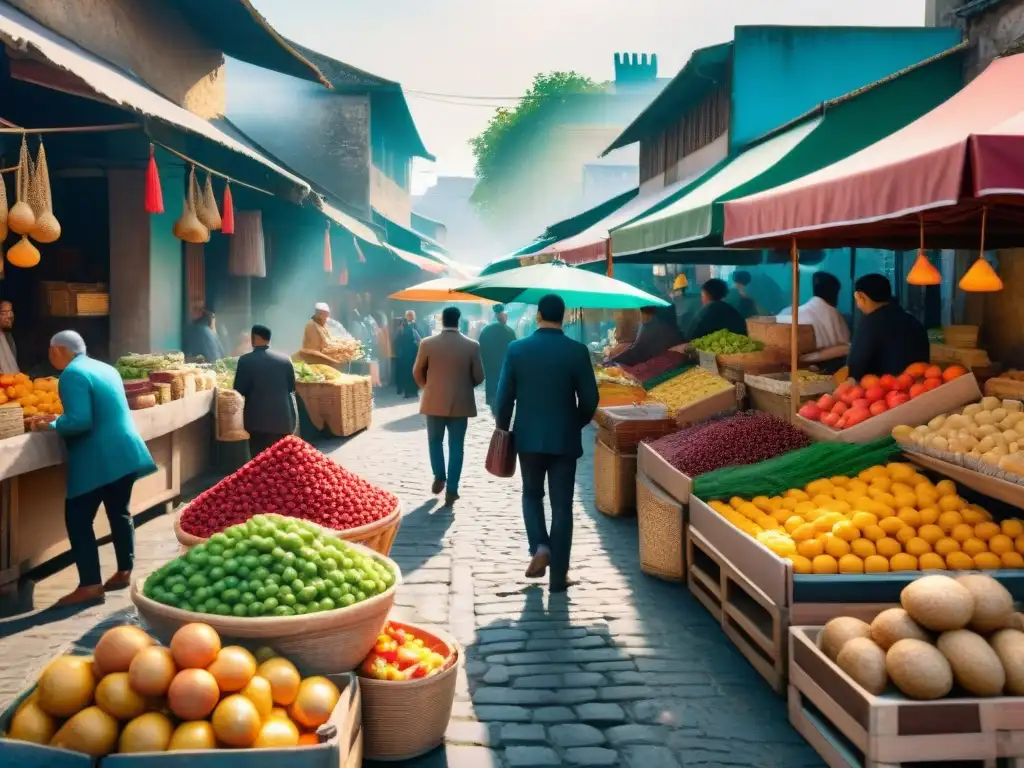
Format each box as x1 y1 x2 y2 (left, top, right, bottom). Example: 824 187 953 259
29 331 157 606
847 274 929 379
685 278 748 341
609 305 684 366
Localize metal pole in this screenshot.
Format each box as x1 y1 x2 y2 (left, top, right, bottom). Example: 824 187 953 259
791 238 800 422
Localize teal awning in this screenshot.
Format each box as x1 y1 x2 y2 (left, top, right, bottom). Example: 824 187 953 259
610 43 965 260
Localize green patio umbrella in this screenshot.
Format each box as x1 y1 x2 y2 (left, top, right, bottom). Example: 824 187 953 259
453 261 669 309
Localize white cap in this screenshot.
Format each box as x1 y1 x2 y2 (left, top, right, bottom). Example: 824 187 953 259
314 302 330 313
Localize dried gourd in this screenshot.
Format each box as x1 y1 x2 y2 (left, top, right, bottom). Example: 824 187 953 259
174 167 209 244
7 236 39 267
30 139 60 244
196 173 221 231
8 136 35 235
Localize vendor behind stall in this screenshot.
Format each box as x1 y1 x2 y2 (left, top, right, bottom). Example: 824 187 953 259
670 274 701 336
847 273 929 379
609 305 684 366
685 278 747 341
726 270 762 320
185 310 225 363
776 271 850 350
0 300 17 374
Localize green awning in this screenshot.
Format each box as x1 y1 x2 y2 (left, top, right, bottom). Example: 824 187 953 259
610 43 965 259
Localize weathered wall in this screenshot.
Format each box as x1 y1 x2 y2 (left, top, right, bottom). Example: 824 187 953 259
965 0 1024 75
8 0 226 117
369 164 411 226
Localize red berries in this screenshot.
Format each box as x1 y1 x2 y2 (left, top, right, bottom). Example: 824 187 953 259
179 436 396 538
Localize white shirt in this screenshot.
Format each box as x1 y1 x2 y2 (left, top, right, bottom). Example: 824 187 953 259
0 332 17 374
776 296 850 349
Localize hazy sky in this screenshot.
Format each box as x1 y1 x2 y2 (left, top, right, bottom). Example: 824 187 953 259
252 0 927 190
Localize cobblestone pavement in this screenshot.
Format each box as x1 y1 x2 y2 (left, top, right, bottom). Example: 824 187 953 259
0 391 823 767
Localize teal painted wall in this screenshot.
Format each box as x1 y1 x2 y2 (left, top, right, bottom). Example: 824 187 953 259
729 26 962 152
149 150 183 353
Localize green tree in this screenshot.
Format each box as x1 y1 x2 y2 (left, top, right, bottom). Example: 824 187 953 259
469 71 601 219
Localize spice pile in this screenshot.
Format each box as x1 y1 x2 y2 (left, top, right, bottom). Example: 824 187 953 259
646 366 732 411
178 436 397 538
620 350 690 383
648 411 809 477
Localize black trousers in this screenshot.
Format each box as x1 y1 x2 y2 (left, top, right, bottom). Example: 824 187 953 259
65 473 137 587
519 452 577 587
249 432 287 460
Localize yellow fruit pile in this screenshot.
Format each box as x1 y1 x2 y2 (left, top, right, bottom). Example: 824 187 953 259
647 367 732 411
0 373 63 416
707 462 1024 575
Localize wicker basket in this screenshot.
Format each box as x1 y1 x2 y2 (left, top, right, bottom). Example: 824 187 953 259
215 387 248 442
596 416 678 453
0 404 24 439
636 471 685 581
943 325 979 349
594 438 636 517
360 622 461 761
131 541 400 674
174 499 402 555
746 317 816 356
298 379 373 437
984 376 1024 401
340 376 373 436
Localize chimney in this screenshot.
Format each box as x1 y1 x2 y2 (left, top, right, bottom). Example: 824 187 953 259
614 52 658 86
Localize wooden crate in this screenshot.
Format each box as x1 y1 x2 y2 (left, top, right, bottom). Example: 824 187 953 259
594 438 636 517
636 442 692 505
636 471 685 581
747 317 817 357
687 526 787 692
789 625 1024 768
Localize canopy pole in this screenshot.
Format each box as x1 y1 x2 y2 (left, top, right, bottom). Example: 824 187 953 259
605 239 614 278
790 238 800 422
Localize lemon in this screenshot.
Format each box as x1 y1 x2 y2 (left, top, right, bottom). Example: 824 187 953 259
851 539 876 558
896 527 917 545
938 495 965 512
850 511 878 530
871 477 893 493
918 524 944 545
951 523 974 543
962 538 987 557
823 535 851 559
768 496 784 510
832 521 861 542
751 496 773 512
875 537 902 558
830 487 850 503
974 521 1000 541
789 555 813 574
846 480 869 496
797 538 824 558
811 494 834 509
804 508 824 522
771 509 792 524
864 555 889 573
918 507 940 525
887 463 914 481
811 555 839 574
1002 519 1024 538
893 492 918 510
878 518 905 536
849 495 874 512
989 534 1014 555
830 476 850 488
945 551 974 570
805 479 833 496
934 537 962 556
916 488 939 508
767 539 796 558
862 525 887 543
889 482 914 497
889 553 918 571
729 496 746 510
784 516 805 534
913 475 935 489
781 497 799 511
961 506 986 525
938 511 963 532
1001 552 1024 568
905 537 932 557
973 552 1002 570
756 515 780 531
786 488 810 502
738 503 761 519
936 479 957 497
896 508 922 528
823 499 852 514
794 501 816 517
792 523 817 542
838 554 864 574
919 552 947 570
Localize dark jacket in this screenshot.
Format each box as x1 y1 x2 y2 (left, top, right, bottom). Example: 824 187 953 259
478 320 516 405
233 345 297 435
685 300 747 341
847 302 929 379
187 323 225 363
611 319 684 367
495 328 599 459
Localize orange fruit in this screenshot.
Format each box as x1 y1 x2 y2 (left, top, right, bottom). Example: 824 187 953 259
905 537 932 557
962 538 988 557
850 511 878 530
1016 534 1024 555
918 507 940 525
974 522 1001 541
837 554 864 573
790 555 813 574
896 508 922 528
1002 519 1024 538
934 537 962 556
875 537 902 558
919 553 947 570
1001 552 1024 568
851 539 876 558
896 527 917 545
918 524 944 545
797 538 824 559
823 535 851 559
973 552 1002 570
812 555 839 574
951 523 975 543
878 518 905 536
864 555 889 573
989 534 1014 555
889 553 918 572
939 495 965 513
938 511 964 532
946 551 975 570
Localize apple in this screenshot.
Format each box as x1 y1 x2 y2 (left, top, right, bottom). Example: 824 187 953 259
894 374 914 392
799 403 822 421
816 394 837 411
845 407 872 427
922 377 943 392
924 365 943 379
886 391 910 409
864 386 885 403
869 401 888 416
909 382 926 399
879 374 897 391
821 412 841 428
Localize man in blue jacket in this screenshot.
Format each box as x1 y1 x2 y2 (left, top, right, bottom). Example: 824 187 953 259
30 331 157 606
494 294 599 592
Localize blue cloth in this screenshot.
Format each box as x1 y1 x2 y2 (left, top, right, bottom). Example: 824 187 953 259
426 416 468 494
494 328 599 459
187 323 225 363
50 355 157 499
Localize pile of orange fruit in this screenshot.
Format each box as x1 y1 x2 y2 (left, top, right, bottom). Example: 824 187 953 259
707 462 1024 574
0 373 63 416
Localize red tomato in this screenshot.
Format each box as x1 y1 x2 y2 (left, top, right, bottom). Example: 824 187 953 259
844 406 871 427
851 398 870 410
869 401 888 416
831 401 849 416
909 382 926 399
879 374 897 391
798 403 822 421
864 386 885 403
859 374 880 390
886 391 910 409
922 377 943 392
396 646 425 670
816 394 836 411
894 374 914 392
821 412 841 428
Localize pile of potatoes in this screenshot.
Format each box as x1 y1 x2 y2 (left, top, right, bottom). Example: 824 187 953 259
819 573 1024 699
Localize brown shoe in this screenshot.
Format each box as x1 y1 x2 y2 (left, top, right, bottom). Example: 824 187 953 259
525 548 550 579
55 585 105 607
103 571 132 592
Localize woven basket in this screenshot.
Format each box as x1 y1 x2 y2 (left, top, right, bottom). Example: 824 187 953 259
360 622 461 761
0 404 24 439
636 472 685 581
594 438 636 517
298 380 371 437
943 325 979 349
340 376 373 436
214 387 248 442
173 498 403 556
596 416 678 454
984 376 1024 401
131 541 400 674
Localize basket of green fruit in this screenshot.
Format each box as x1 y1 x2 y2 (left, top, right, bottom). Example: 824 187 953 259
132 514 401 673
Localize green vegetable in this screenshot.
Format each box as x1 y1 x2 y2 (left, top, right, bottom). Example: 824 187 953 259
691 330 764 355
293 362 325 383
693 437 902 500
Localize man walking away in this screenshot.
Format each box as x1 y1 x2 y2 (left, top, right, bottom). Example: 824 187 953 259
414 306 484 507
495 294 599 592
478 304 516 409
233 324 297 459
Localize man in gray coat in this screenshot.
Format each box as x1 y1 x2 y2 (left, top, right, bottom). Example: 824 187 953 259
413 306 484 507
233 324 297 458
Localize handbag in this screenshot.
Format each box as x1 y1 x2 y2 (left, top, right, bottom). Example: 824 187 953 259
485 428 516 478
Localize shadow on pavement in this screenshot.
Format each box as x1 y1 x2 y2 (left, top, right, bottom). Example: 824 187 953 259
382 413 429 433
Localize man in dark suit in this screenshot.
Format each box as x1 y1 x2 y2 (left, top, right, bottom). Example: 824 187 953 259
233 324 297 459
495 294 599 592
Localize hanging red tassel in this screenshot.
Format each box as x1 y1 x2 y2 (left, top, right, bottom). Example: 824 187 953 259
338 255 349 286
323 224 333 273
144 144 163 214
221 182 235 234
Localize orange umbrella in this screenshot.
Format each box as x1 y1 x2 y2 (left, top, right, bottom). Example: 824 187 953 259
388 277 495 303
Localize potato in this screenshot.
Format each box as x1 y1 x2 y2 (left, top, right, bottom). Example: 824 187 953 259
928 415 947 431
982 451 1003 466
947 414 970 430
1004 429 1021 443
975 411 997 427
1003 400 1023 413
962 404 983 419
982 396 1002 411
991 408 1009 423
930 436 949 452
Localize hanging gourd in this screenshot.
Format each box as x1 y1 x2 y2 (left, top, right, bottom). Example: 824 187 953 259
30 139 60 244
196 172 221 231
173 166 209 244
8 136 35 236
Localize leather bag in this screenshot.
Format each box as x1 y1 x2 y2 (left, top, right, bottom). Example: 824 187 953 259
485 428 516 478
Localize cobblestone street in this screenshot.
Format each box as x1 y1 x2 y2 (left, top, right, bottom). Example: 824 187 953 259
0 391 822 767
